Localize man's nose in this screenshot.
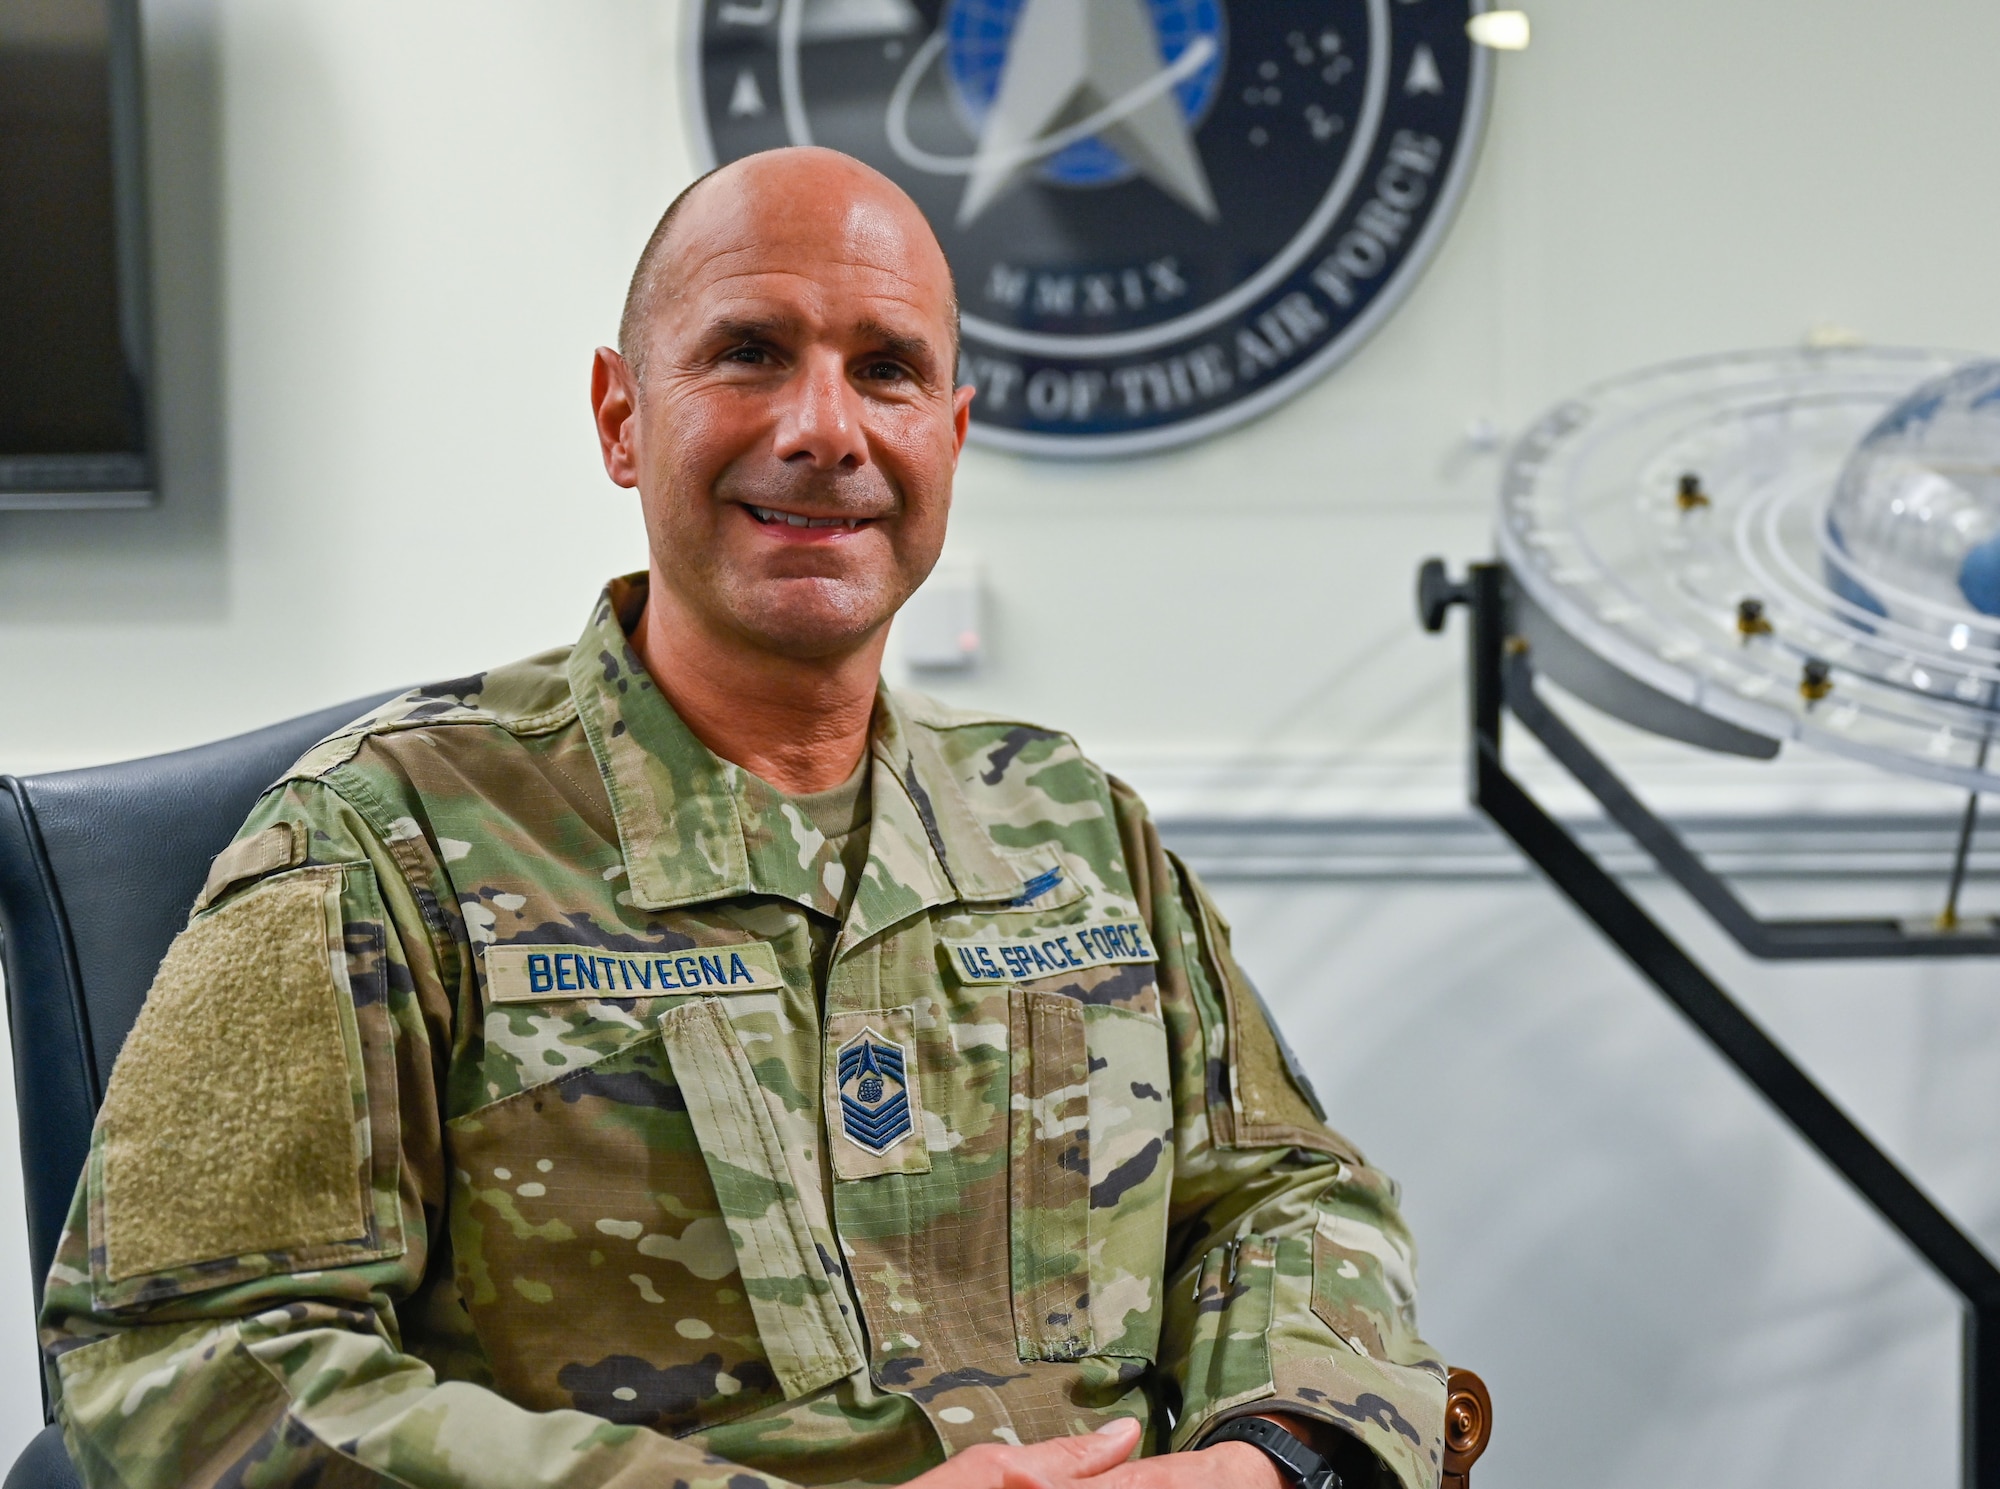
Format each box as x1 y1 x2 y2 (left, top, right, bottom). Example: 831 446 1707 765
773 350 868 469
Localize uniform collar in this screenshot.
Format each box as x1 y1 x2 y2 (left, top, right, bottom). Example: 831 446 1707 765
569 577 1027 931
842 681 1024 948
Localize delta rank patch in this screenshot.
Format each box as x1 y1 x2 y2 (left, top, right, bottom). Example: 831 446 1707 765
837 1028 915 1154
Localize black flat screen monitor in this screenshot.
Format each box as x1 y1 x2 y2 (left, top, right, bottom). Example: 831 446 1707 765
0 0 151 508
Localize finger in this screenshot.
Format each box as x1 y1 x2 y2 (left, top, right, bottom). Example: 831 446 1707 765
1020 1417 1142 1478
998 1469 1059 1489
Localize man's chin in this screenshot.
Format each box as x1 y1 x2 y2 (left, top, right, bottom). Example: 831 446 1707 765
723 582 896 661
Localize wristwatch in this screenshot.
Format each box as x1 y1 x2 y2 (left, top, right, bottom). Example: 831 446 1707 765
1199 1416 1343 1489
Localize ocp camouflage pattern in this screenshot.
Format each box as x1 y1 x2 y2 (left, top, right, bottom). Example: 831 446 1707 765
41 576 1447 1488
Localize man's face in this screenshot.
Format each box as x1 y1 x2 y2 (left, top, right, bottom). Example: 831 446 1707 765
599 159 973 662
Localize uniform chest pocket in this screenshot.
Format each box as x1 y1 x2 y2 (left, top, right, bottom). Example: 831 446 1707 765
1008 977 1174 1364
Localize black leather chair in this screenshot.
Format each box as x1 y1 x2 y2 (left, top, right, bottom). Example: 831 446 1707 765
0 692 400 1488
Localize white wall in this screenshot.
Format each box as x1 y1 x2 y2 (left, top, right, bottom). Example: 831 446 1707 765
8 0 2000 785
4 2 2000 1485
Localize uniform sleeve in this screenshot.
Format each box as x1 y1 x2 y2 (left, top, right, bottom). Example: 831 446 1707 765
38 775 801 1489
1107 780 1447 1489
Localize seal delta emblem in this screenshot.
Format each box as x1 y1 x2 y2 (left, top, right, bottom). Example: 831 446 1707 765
691 0 1490 455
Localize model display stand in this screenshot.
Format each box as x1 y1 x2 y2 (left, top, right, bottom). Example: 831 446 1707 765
1420 347 2000 1487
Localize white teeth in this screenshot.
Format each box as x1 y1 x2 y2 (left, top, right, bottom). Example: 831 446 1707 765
748 505 862 530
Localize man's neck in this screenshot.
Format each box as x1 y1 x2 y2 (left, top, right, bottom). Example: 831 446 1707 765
630 577 884 796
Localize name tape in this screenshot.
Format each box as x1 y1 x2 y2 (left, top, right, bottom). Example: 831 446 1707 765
942 919 1157 985
484 942 786 1004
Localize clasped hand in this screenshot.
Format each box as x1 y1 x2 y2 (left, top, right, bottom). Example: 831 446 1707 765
902 1417 1284 1489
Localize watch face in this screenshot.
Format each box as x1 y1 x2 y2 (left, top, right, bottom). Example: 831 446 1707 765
690 0 1490 457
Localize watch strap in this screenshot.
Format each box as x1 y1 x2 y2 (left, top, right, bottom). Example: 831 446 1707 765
1199 1415 1342 1489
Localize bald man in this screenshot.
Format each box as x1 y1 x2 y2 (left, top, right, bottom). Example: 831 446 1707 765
41 149 1446 1489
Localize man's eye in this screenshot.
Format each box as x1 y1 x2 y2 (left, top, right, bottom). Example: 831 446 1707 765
861 361 911 382
723 345 769 364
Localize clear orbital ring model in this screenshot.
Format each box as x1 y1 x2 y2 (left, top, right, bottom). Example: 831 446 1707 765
1498 345 2000 794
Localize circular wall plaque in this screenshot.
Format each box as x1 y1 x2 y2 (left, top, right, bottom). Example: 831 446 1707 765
691 0 1491 456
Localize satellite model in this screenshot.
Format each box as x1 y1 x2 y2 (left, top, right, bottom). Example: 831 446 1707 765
1419 347 2000 1488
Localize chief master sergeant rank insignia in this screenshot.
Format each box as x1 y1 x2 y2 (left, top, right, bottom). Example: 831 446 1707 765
838 1028 915 1153
693 0 1491 456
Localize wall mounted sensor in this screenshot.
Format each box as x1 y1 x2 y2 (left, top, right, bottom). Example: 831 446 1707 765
901 558 984 672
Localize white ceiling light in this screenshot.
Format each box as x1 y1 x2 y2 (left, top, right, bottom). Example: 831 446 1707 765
1467 10 1531 50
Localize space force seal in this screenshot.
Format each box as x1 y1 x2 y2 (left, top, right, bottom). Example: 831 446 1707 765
694 0 1490 456
943 919 1157 984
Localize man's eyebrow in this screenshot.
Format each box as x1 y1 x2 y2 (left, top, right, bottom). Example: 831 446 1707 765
855 320 939 366
703 314 802 344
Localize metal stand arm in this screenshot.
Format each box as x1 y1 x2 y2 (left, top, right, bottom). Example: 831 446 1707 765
1433 560 2000 1488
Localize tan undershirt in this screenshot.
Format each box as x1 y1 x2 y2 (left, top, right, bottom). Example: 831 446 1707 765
780 753 872 975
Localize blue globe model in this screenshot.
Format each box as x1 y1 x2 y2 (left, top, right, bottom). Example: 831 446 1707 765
942 0 1226 188
1824 360 2000 637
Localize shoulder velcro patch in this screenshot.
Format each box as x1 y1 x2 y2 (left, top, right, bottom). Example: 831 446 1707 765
1181 865 1362 1162
94 864 367 1285
192 822 303 914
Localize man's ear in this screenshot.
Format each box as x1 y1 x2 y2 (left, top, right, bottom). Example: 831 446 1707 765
951 383 975 462
592 346 642 489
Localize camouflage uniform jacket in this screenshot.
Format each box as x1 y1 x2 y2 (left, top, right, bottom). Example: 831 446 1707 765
41 577 1446 1489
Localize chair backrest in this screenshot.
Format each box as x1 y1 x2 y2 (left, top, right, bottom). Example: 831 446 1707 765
0 693 401 1306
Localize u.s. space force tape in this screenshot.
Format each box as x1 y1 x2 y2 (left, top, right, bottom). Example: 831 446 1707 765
483 942 786 1004
942 918 1157 984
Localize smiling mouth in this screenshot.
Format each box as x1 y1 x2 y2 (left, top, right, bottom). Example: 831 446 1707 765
745 504 875 530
